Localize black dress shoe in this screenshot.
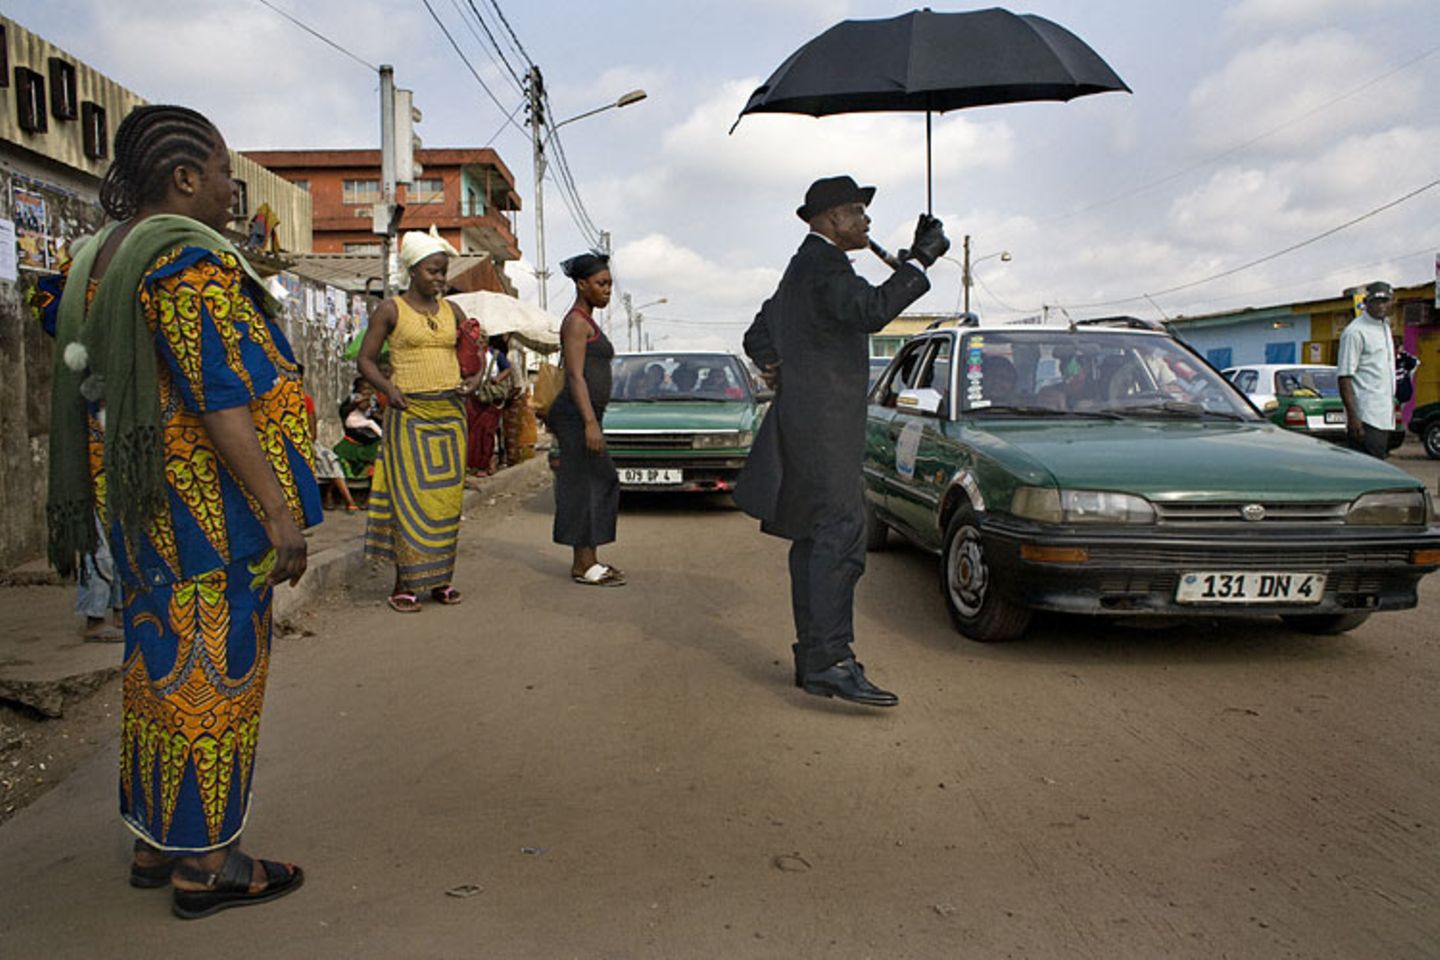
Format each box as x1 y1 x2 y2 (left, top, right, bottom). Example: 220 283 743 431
800 659 898 707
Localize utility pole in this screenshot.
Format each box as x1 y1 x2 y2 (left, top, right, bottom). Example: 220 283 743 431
378 65 397 299
526 66 549 310
598 230 611 333
375 65 419 298
961 233 972 317
621 292 634 351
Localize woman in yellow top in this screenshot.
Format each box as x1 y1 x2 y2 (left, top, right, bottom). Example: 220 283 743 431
358 229 483 612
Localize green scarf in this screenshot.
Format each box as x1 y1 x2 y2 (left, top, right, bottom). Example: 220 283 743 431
47 214 282 577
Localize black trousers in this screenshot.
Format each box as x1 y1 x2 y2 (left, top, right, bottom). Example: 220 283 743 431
788 503 867 676
1348 422 1391 460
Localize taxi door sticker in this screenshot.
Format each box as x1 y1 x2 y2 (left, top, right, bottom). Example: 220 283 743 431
966 340 988 408
896 419 924 479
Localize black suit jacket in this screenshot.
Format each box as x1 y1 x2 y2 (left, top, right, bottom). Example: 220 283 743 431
736 234 929 539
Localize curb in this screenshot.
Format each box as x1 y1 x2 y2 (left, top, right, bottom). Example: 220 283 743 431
273 455 550 620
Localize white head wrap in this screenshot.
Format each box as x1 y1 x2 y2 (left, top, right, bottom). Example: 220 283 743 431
398 225 459 272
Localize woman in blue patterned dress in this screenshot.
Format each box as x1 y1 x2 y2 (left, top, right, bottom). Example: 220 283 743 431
43 105 321 919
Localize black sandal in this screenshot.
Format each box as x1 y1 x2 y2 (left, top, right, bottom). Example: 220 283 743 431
171 846 305 920
130 839 176 889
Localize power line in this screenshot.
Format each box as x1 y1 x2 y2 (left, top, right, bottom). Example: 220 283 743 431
1057 176 1440 311
446 0 524 95
1040 40 1440 226
251 0 376 70
484 0 533 68
418 0 526 135
1170 242 1440 314
463 0 526 90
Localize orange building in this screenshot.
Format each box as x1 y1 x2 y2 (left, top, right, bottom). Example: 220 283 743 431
242 147 522 293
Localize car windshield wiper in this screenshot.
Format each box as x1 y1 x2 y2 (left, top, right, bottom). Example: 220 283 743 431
972 404 1122 420
1119 401 1247 421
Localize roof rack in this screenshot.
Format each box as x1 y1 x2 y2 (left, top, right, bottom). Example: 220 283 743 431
1072 315 1166 332
926 312 981 330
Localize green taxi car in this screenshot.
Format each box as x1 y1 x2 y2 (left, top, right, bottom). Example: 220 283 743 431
1223 363 1348 442
600 352 768 492
863 319 1440 642
1408 400 1440 459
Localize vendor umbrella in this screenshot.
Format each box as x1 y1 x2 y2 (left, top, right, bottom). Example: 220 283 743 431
732 7 1130 212
445 290 562 353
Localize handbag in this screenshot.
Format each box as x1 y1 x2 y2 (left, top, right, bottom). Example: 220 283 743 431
532 361 565 417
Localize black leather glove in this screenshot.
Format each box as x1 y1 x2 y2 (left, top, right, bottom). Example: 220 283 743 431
906 213 950 268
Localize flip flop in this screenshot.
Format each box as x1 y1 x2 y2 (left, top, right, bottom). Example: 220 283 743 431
572 563 626 587
387 592 421 613
431 585 462 605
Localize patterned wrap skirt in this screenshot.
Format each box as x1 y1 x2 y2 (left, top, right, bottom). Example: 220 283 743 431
121 552 275 853
364 392 467 590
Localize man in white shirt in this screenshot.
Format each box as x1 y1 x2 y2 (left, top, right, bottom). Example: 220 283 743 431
1336 281 1397 460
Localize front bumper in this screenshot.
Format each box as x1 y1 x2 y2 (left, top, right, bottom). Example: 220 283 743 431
982 517 1440 616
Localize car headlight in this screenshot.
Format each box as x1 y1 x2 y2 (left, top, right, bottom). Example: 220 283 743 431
1012 487 1156 524
1345 490 1428 526
692 431 749 449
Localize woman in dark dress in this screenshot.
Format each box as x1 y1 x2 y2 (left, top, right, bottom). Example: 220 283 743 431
549 252 623 585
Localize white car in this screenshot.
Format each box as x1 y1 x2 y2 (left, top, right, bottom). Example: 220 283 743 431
1222 363 1339 412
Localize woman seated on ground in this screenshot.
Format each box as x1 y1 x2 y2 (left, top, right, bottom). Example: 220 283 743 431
303 377 360 512
334 378 383 481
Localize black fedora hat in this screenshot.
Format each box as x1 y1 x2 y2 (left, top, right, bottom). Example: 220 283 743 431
796 175 876 221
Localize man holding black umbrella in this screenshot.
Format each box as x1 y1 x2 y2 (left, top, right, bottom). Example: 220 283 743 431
738 175 948 707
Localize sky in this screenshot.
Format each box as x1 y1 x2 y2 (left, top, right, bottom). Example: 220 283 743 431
8 0 1440 352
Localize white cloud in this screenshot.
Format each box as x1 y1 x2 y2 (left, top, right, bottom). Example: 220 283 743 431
1187 30 1422 152
614 233 781 312
1223 0 1408 29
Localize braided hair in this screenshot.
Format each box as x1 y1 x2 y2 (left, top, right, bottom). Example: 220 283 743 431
99 104 219 220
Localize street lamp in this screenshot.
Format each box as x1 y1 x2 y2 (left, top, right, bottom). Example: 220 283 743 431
946 234 1011 317
527 67 647 310
621 294 667 351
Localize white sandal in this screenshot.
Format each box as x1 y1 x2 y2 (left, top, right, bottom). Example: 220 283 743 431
572 563 626 587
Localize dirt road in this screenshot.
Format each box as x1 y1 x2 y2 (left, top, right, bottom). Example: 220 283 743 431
2 479 1437 959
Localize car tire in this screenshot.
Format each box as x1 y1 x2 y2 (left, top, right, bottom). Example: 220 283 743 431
1423 420 1440 460
1278 612 1371 635
939 506 1030 642
863 497 889 551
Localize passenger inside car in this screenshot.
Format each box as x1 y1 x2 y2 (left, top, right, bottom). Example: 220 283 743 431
980 354 1020 404
698 367 743 398
671 364 698 396
629 363 666 399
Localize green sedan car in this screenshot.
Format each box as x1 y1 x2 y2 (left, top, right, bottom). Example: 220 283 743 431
600 352 768 493
863 319 1440 642
1408 401 1440 459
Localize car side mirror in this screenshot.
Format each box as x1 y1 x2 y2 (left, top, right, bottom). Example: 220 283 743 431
897 387 945 416
753 387 774 403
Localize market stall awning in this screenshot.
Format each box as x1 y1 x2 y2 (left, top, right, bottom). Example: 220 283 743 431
288 252 494 295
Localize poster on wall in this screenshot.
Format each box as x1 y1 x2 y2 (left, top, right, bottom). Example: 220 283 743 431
325 285 345 328
12 185 50 270
0 219 17 283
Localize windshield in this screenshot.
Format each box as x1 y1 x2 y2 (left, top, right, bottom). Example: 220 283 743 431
958 329 1259 420
1274 367 1339 398
610 353 752 402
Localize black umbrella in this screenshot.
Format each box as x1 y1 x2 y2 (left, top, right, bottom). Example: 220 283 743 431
732 7 1131 212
